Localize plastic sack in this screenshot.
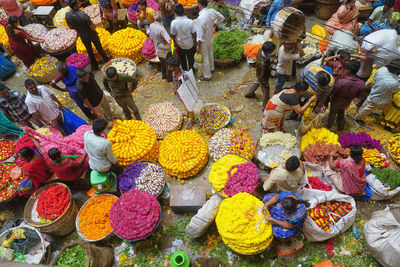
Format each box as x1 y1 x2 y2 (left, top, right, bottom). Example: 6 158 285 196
363 205 400 267
0 55 15 80
185 195 222 238
142 37 156 60
62 108 86 135
301 190 357 242
0 247 14 261
297 162 337 195
366 174 400 200
311 24 326 40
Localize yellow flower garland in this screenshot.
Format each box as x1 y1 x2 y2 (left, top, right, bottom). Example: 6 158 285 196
300 128 339 151
108 28 147 63
76 27 111 62
209 154 247 191
216 193 273 255
53 7 71 27
159 130 208 178
0 25 10 51
107 120 158 166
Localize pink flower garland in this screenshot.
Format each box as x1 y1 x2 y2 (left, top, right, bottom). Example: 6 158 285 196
224 161 258 197
67 53 90 69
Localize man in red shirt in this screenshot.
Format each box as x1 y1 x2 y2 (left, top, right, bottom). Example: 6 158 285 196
0 0 27 26
327 60 365 130
322 50 351 79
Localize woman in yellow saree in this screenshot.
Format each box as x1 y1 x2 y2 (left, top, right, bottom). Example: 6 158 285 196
325 0 360 37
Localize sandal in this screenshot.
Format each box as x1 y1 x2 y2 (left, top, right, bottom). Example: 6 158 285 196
199 76 211 81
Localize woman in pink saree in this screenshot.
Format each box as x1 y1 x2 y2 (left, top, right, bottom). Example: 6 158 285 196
324 146 366 196
325 0 360 38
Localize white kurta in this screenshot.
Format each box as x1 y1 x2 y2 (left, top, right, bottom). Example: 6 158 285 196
196 8 224 78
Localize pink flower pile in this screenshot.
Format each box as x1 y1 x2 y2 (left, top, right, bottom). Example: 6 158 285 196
110 189 160 240
224 161 259 197
82 4 102 25
67 53 91 69
41 27 77 53
23 24 48 40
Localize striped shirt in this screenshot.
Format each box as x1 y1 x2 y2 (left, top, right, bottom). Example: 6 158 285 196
369 67 400 105
0 88 31 122
301 65 334 101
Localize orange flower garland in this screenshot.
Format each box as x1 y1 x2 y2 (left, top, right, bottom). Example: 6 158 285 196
76 27 111 62
31 0 57 6
107 120 159 166
108 28 147 63
79 195 117 240
177 0 197 6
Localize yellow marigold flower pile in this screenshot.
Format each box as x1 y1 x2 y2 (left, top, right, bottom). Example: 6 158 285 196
177 0 198 6
209 154 247 191
109 28 147 63
300 128 339 151
120 0 136 7
302 102 316 126
79 195 117 241
159 130 208 178
89 0 98 4
228 128 256 160
76 27 111 62
0 25 10 51
27 56 58 80
108 120 159 166
216 193 273 255
53 7 71 27
362 148 387 167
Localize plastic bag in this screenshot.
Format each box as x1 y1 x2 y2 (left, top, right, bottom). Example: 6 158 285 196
0 247 14 261
194 53 203 64
311 24 326 40
62 108 86 135
363 205 400 267
301 190 357 242
366 174 400 200
185 195 222 238
0 55 15 80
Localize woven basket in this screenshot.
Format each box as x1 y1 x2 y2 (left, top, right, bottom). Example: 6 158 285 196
75 194 117 242
214 58 236 67
51 241 114 266
199 103 231 134
0 163 23 204
143 103 183 139
101 58 137 77
30 66 59 84
24 183 78 236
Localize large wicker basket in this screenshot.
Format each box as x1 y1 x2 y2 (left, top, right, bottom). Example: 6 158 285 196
199 103 231 134
101 58 137 77
29 65 59 84
24 183 78 236
75 194 118 242
51 241 114 267
214 58 236 67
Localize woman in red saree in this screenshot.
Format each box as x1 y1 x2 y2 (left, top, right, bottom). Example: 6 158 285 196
3 16 43 67
325 0 360 38
18 147 52 194
324 146 366 196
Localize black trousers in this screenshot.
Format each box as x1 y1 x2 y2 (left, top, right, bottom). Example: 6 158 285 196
327 105 345 130
81 34 110 66
159 52 173 82
176 45 196 71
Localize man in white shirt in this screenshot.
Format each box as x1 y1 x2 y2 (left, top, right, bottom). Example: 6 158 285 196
24 79 66 135
170 4 196 71
149 12 172 81
274 42 304 93
196 0 224 81
84 118 121 173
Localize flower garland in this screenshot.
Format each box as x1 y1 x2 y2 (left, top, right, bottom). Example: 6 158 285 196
0 25 10 51
67 53 91 69
107 59 137 77
107 120 159 166
388 134 400 162
53 7 71 27
208 128 234 161
79 195 117 240
143 103 183 139
362 148 388 168
223 161 258 197
177 0 197 6
76 27 110 62
36 184 70 222
209 154 247 191
159 130 208 178
30 0 57 6
308 201 352 232
41 27 77 54
27 56 58 80
0 140 15 162
22 24 48 40
228 128 255 160
110 189 160 240
199 104 230 129
108 28 147 63
215 193 273 255
300 128 339 151
303 142 349 165
259 131 297 149
82 4 102 25
0 163 24 201
338 132 382 152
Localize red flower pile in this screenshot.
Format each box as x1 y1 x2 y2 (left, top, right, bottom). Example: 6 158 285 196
0 163 24 201
0 140 15 162
110 189 160 240
224 161 259 197
36 185 70 221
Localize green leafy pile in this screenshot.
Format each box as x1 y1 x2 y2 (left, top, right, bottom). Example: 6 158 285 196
372 168 400 189
213 30 248 61
55 245 87 267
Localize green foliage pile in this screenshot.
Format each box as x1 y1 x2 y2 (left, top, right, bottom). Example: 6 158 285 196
372 168 400 189
213 30 248 61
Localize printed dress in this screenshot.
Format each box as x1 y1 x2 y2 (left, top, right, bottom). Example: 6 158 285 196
261 91 292 133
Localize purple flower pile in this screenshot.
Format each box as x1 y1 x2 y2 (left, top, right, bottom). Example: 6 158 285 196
110 189 160 240
118 161 147 193
338 132 382 152
224 161 258 197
